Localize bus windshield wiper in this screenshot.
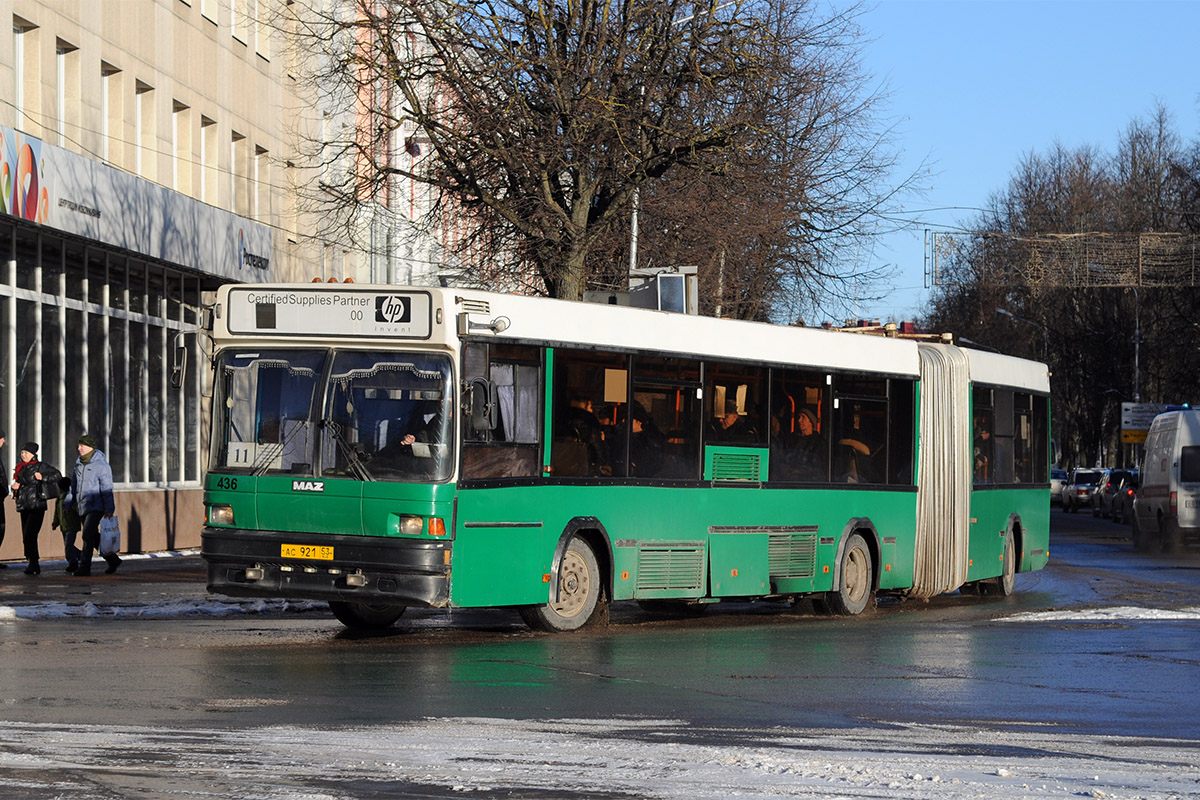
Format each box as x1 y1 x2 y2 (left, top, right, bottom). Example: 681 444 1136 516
321 419 374 481
249 419 310 477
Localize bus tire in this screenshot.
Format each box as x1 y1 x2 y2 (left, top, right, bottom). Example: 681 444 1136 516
984 530 1017 596
824 533 874 616
329 601 406 631
519 538 605 632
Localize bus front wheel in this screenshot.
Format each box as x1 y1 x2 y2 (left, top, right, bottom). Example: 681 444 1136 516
329 601 407 631
824 533 874 616
520 539 605 632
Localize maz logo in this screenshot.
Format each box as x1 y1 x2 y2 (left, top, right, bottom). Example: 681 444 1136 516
375 295 411 324
292 480 325 493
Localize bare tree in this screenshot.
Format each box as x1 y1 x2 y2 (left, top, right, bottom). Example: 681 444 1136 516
923 108 1200 469
287 0 912 307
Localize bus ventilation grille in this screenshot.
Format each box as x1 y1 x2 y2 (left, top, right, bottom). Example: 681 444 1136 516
711 451 762 481
460 299 491 314
768 532 817 579
637 541 706 591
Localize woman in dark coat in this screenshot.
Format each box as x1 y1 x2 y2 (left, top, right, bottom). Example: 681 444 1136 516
11 442 48 575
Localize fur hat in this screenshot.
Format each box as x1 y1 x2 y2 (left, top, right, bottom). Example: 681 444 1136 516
21 442 38 455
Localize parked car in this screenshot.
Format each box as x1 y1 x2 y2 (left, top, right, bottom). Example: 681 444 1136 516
1092 469 1137 520
1133 408 1200 551
1062 468 1104 512
1050 468 1068 505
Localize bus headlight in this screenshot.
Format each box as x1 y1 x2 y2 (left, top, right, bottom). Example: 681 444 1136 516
396 515 425 535
208 504 235 526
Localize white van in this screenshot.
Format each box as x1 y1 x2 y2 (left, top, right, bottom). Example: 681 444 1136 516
1132 408 1200 551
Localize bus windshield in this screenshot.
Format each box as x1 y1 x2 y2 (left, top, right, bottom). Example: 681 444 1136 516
210 348 454 482
211 349 327 476
323 350 454 482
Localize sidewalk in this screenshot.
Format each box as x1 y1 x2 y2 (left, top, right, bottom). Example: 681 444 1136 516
0 551 324 619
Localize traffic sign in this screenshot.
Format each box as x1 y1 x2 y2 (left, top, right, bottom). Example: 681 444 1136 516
1121 402 1167 432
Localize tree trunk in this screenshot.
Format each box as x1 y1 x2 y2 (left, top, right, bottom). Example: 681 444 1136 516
546 241 591 301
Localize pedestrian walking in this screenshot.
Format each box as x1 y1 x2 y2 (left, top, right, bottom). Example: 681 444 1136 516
67 434 120 577
52 476 81 573
0 430 7 569
11 442 49 575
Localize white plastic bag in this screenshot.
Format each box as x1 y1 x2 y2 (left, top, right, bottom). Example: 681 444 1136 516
99 516 121 556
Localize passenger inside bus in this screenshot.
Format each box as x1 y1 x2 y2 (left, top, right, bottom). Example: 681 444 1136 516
553 397 611 477
610 402 666 478
771 406 826 481
709 396 758 444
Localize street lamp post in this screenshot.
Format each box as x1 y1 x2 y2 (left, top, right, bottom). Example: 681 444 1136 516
995 307 1048 363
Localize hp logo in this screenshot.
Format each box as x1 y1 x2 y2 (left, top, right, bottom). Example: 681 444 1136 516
375 295 411 323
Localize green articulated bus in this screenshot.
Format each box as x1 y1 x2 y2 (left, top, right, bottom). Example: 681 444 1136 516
200 283 1051 632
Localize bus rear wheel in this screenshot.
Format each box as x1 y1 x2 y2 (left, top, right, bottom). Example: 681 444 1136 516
986 530 1017 596
329 601 407 631
520 539 605 632
824 533 874 616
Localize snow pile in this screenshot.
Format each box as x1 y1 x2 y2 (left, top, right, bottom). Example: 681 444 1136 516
0 717 1196 799
1001 606 1200 623
0 597 325 620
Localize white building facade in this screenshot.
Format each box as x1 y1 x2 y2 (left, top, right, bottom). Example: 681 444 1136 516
1 0 313 558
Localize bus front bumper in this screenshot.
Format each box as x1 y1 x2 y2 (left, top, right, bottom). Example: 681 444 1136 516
202 527 451 607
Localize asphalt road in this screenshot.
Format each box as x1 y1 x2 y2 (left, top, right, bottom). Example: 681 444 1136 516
1 508 1198 798
1 507 1197 734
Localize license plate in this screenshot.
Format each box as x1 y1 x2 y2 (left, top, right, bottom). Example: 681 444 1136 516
281 543 334 561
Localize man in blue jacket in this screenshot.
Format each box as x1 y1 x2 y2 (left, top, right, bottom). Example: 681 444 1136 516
67 434 120 576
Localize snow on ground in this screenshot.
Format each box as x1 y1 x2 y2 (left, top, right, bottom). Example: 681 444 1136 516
1001 607 1200 623
0 596 327 619
0 716 1196 799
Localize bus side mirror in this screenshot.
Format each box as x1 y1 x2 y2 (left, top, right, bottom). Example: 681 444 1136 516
466 377 498 432
170 333 187 390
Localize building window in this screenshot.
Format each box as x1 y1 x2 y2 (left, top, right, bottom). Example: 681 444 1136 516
231 131 247 214
100 63 122 164
13 19 40 135
56 39 80 149
254 145 270 222
135 81 156 180
173 101 192 194
200 116 217 203
232 0 246 43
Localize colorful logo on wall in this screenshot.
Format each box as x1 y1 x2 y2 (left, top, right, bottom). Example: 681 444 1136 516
0 129 52 223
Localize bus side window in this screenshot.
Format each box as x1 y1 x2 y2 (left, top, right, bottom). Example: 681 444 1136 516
972 387 994 484
769 368 829 483
462 343 543 479
887 378 915 485
551 349 627 478
833 376 887 484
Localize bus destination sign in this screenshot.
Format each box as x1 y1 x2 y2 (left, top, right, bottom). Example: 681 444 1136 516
226 288 433 339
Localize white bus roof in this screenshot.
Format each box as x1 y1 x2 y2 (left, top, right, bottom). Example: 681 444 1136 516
452 287 922 377
213 283 1045 387
964 348 1051 394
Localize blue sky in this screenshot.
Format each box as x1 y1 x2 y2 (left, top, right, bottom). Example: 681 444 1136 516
844 0 1200 323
